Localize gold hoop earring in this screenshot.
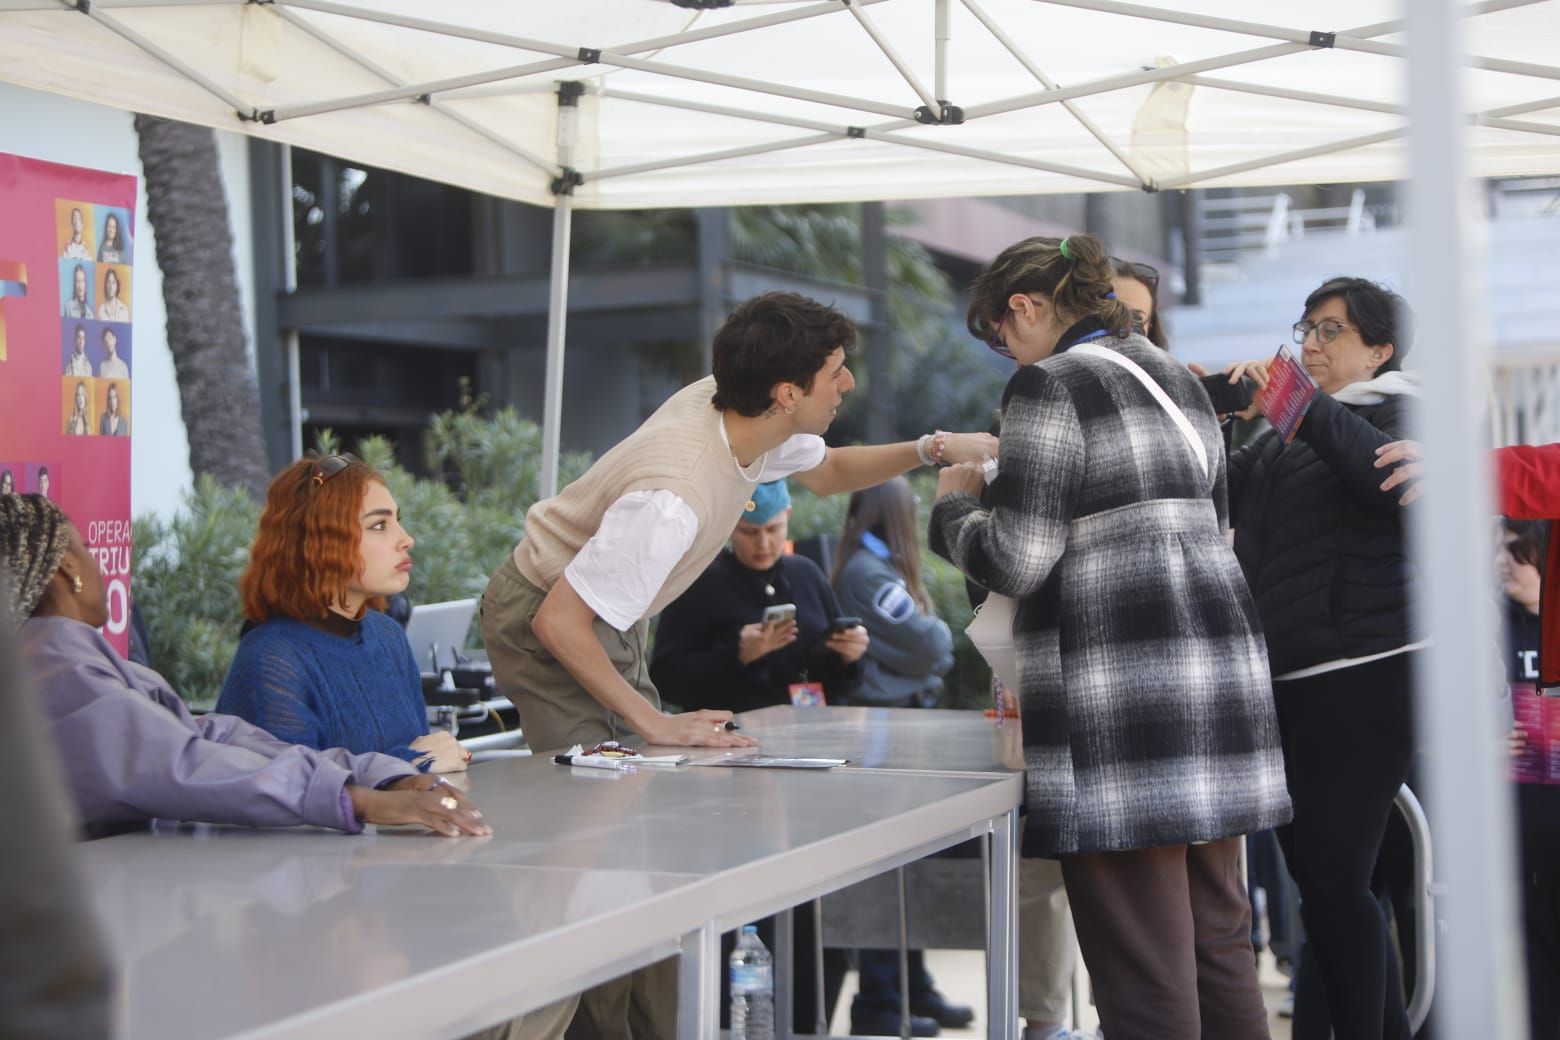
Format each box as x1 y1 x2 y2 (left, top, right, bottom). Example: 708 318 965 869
784 405 795 415
71 575 84 594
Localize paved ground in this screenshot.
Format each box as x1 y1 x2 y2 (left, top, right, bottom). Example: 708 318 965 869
828 947 1294 1038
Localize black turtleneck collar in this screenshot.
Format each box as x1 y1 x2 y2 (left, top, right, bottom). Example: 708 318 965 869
1051 314 1111 355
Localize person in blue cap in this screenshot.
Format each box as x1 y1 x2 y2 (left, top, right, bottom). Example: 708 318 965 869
650 477 866 1033
651 478 867 716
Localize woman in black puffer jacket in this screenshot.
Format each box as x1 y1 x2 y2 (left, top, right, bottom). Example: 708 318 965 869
1223 276 1421 1040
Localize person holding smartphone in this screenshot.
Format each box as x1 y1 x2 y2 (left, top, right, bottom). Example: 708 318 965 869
650 479 868 716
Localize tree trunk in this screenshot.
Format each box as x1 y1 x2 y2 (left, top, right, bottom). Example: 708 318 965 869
134 114 271 498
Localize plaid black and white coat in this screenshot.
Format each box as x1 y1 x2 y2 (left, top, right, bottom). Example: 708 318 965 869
931 332 1291 857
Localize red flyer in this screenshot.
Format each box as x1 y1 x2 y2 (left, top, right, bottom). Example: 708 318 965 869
1254 345 1320 443
1510 683 1560 785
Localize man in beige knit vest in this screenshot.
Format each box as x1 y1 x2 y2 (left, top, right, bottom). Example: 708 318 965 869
479 291 996 1040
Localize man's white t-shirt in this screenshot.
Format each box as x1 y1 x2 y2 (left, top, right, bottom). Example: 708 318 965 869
565 431 826 630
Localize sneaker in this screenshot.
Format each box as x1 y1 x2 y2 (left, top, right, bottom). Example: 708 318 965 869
850 1008 941 1037
910 989 975 1030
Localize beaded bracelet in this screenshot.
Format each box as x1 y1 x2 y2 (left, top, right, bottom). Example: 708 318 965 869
917 430 951 467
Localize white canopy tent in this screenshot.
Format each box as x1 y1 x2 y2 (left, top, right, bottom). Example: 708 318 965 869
1 0 1556 205
3 0 1557 490
2 1 1556 1035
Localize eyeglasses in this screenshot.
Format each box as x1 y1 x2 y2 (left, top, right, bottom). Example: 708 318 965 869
310 453 359 488
984 312 1016 360
1292 319 1358 346
1111 259 1160 292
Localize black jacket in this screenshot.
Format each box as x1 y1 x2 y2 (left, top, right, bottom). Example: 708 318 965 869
1228 389 1421 675
650 550 862 714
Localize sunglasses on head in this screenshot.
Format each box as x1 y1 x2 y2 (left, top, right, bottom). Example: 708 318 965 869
1112 258 1160 292
309 453 359 488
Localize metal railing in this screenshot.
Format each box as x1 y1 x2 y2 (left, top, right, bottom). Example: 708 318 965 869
1492 359 1560 448
1198 189 1377 262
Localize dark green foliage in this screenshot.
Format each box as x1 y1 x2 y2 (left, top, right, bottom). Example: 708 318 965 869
131 476 259 708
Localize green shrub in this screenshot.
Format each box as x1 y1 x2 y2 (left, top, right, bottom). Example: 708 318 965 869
132 475 260 708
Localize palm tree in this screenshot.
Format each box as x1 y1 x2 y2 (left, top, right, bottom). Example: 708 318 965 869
134 115 270 498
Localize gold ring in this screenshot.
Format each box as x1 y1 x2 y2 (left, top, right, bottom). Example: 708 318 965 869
439 796 459 811
713 723 722 733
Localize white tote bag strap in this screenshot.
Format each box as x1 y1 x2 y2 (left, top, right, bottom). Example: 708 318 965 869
1071 343 1208 479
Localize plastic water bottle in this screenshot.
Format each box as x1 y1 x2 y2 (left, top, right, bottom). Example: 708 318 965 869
729 924 774 1040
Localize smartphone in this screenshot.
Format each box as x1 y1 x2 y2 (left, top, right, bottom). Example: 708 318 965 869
1199 373 1257 415
830 615 863 633
762 603 797 625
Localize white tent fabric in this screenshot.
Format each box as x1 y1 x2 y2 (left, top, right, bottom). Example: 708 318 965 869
1 0 1557 208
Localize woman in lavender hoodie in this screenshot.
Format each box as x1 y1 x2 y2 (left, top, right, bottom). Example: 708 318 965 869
1 492 489 840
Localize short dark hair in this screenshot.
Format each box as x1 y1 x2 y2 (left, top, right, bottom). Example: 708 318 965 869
710 292 855 417
1503 518 1549 572
1302 277 1414 375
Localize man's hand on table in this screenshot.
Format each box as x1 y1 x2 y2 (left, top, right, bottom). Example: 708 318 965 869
639 708 758 748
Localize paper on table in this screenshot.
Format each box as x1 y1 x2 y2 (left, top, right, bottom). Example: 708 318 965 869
690 754 848 769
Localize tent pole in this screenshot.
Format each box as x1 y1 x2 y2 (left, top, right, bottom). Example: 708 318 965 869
278 144 303 460
541 84 582 501
1406 1 1526 1035
935 0 950 103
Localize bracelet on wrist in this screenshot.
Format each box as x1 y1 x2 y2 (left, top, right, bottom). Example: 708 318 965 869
915 433 936 467
930 430 950 465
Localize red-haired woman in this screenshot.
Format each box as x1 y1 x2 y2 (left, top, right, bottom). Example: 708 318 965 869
217 455 466 772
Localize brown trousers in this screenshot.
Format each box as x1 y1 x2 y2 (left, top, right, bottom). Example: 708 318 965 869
479 556 678 1040
1060 837 1270 1040
480 555 659 754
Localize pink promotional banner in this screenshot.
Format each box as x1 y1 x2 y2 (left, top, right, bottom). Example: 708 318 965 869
0 152 136 654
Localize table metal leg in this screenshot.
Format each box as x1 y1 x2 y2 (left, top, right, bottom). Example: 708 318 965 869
897 866 911 1040
987 808 1019 1040
678 923 720 1040
812 899 828 1034
776 908 794 1040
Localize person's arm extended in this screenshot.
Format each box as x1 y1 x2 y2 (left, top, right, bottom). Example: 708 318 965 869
793 432 998 497
930 366 1083 599
1293 393 1409 510
532 575 755 747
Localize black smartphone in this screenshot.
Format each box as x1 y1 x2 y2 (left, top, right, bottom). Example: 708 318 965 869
830 616 863 632
1199 373 1257 415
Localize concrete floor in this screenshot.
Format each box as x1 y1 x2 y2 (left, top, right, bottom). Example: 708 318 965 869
828 947 1295 1038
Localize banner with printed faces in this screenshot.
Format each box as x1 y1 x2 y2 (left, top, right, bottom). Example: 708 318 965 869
0 152 137 654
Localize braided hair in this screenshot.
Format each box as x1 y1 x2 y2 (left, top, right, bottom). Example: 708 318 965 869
0 494 71 623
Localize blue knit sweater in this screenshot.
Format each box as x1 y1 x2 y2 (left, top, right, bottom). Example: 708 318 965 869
216 611 429 768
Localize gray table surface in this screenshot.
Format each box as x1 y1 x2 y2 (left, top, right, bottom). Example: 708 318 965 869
76 712 1019 1040
714 705 1023 776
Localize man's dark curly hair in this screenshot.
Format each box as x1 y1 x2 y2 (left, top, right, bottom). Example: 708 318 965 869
711 292 855 417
